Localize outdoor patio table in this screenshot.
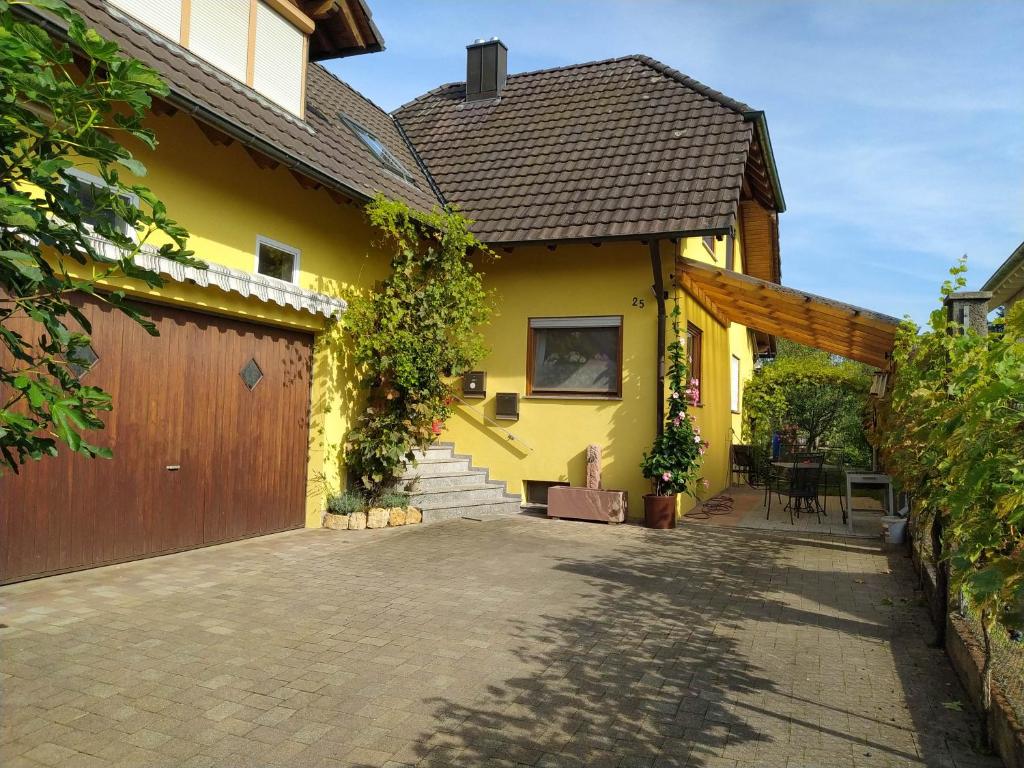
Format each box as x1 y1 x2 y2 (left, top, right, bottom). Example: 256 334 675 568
844 472 894 533
770 462 840 522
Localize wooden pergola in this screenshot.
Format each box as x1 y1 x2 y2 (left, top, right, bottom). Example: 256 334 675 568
677 257 900 369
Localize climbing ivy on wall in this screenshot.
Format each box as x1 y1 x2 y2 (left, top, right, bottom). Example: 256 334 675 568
343 196 492 498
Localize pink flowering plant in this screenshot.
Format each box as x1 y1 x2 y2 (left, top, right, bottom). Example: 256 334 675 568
640 304 707 496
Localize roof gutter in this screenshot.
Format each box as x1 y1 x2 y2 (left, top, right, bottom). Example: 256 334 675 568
486 225 733 249
743 110 786 214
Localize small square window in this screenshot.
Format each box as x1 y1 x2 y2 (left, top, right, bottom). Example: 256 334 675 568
65 171 134 237
256 238 298 283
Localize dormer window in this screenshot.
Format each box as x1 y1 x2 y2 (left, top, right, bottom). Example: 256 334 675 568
340 114 416 185
109 0 311 118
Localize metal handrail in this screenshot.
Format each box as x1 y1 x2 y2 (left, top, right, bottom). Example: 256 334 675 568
450 393 534 452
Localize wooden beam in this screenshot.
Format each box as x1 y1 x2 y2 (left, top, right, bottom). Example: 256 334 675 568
682 257 899 332
697 288 894 346
263 0 316 34
151 98 177 117
244 146 279 171
337 0 367 47
302 1 337 19
196 121 233 146
290 170 320 190
677 271 730 329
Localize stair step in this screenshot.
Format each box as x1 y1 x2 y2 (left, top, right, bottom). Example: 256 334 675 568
410 484 511 507
410 444 456 461
400 470 489 492
398 457 471 478
420 499 522 524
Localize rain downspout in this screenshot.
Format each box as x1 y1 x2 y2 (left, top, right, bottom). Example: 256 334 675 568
649 239 666 436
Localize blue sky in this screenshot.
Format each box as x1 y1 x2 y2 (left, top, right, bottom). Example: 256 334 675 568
328 1 1024 324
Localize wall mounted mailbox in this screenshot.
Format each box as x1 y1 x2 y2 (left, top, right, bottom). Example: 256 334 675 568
462 370 486 398
495 392 519 420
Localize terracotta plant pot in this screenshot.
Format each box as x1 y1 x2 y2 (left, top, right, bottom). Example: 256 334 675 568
643 494 676 529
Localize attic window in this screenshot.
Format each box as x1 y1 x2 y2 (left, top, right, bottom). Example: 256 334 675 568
340 114 416 185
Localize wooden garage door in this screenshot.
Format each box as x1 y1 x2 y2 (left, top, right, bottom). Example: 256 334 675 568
0 296 313 584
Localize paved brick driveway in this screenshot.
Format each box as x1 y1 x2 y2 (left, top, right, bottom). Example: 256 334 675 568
1 516 998 767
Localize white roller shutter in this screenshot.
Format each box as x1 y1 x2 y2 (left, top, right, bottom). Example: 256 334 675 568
188 0 250 84
109 0 182 42
252 2 305 116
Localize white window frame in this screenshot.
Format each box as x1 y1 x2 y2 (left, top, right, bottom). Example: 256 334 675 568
730 354 741 414
254 235 300 284
64 168 139 241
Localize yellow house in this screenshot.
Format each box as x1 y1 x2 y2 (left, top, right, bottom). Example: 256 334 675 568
3 0 784 582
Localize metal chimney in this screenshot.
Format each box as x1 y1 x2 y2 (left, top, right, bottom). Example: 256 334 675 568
466 38 507 102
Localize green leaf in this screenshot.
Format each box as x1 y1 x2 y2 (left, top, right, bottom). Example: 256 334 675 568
116 156 147 177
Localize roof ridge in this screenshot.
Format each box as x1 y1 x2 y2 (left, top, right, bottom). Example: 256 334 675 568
393 54 755 117
629 55 754 115
312 62 395 123
503 53 638 80
392 81 464 115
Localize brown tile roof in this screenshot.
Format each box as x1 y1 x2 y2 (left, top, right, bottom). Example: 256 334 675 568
49 0 441 213
395 55 781 245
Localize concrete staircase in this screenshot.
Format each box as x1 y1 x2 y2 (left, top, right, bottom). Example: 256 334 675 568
397 443 521 523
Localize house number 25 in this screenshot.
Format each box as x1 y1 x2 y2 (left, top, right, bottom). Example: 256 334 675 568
631 297 645 309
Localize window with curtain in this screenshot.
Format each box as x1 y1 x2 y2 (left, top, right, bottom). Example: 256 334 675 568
528 317 622 396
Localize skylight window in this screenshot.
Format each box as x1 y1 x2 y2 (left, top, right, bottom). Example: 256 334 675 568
340 114 416 185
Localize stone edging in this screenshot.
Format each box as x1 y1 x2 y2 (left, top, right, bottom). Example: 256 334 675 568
946 613 1024 768
322 506 422 531
907 530 1024 768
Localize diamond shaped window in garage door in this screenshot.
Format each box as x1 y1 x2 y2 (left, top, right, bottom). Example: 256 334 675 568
65 343 98 378
240 358 264 391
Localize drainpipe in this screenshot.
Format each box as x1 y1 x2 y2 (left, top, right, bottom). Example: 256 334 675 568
649 240 666 436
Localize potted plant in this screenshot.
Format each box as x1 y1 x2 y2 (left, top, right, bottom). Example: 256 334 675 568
640 305 707 529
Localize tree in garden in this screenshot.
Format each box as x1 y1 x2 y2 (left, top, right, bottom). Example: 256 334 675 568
343 197 491 499
1 0 200 472
742 340 872 464
878 260 1024 744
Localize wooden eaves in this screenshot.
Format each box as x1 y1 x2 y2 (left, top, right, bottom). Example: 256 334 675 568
677 256 900 369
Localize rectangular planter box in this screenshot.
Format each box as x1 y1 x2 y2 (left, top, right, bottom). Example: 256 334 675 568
547 486 627 523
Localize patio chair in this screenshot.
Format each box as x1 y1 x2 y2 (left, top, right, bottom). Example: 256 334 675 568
762 453 788 519
783 454 825 524
730 444 756 486
819 449 848 521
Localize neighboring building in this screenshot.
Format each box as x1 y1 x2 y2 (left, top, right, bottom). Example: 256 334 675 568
3 0 895 583
982 240 1024 311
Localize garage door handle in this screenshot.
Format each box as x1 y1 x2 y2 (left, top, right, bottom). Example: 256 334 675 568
165 464 181 471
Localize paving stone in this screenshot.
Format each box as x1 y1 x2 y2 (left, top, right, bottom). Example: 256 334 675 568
0 517 1000 768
